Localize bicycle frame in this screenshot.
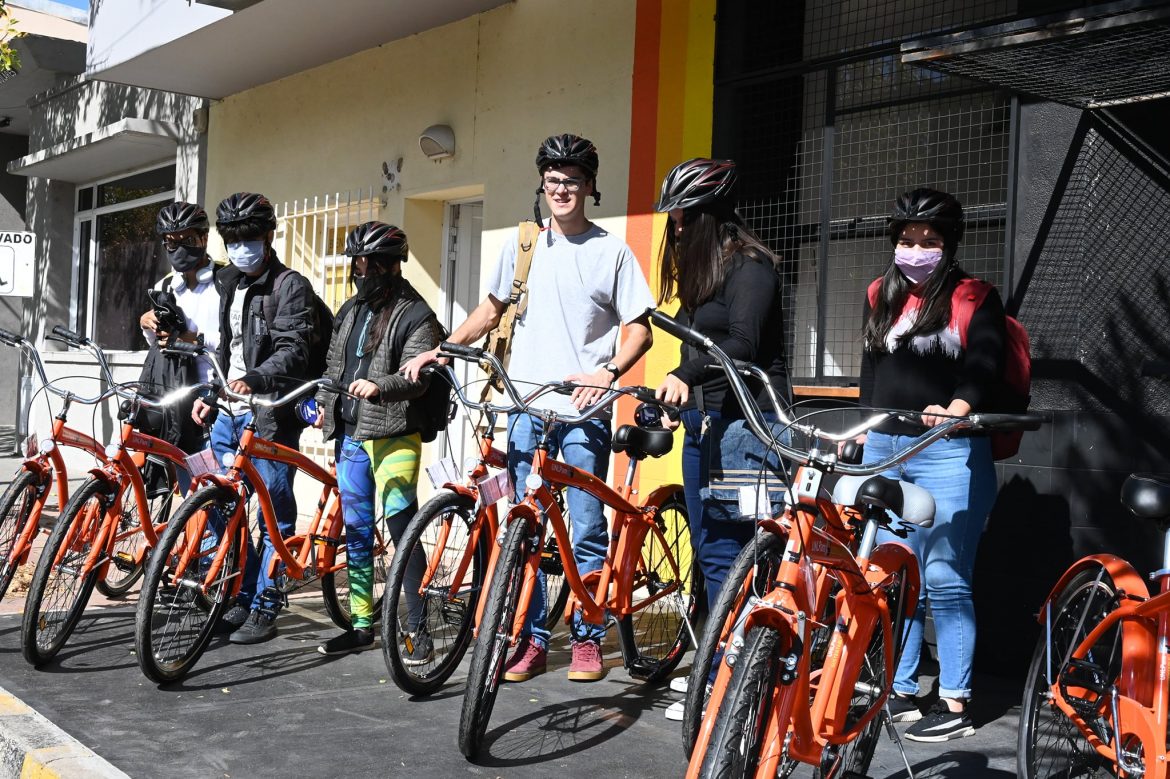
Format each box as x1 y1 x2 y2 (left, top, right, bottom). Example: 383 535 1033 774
688 462 920 778
1038 554 1165 777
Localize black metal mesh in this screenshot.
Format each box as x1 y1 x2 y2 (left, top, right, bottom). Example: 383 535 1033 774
902 1 1170 109
718 1 1013 384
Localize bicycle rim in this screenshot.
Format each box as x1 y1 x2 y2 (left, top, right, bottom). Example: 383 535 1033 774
383 490 482 695
1019 567 1120 778
136 485 239 683
0 470 40 599
98 476 172 598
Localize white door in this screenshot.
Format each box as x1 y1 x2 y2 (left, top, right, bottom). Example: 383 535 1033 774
438 200 483 467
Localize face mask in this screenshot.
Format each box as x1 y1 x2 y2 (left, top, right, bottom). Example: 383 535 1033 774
167 244 207 273
894 246 944 285
226 240 267 273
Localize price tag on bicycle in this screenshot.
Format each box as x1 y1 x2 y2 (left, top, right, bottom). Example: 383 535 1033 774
426 457 461 490
476 470 510 510
23 433 36 458
184 449 220 479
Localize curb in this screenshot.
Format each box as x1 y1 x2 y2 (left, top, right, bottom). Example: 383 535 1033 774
0 687 128 778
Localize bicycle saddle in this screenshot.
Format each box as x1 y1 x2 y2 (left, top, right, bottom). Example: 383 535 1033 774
1121 473 1170 521
831 475 935 527
611 424 674 460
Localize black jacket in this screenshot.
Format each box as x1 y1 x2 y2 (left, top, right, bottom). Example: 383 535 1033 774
214 252 316 441
318 277 443 442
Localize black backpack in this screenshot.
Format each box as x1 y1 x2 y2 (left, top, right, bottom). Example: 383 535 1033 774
263 268 334 380
389 299 453 443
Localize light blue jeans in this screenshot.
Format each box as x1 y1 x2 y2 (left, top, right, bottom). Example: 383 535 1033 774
865 431 997 701
209 411 299 612
507 413 611 648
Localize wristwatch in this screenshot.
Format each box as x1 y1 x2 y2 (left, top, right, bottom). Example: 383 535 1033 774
603 362 621 382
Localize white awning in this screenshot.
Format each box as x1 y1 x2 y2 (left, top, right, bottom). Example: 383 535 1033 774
7 118 182 182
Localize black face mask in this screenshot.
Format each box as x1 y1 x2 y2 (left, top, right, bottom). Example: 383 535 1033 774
167 244 207 273
355 272 394 301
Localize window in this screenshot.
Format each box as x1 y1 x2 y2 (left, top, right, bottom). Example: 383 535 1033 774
74 165 176 350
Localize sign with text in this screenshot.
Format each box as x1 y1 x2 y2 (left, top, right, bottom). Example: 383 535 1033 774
0 232 35 297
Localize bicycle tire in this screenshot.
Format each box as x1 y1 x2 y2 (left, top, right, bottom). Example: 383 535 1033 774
382 490 484 696
458 516 531 759
682 528 787 754
21 476 109 666
134 484 242 684
699 625 782 779
815 562 913 778
620 490 697 683
321 523 392 631
1018 566 1120 778
97 460 176 598
0 469 41 600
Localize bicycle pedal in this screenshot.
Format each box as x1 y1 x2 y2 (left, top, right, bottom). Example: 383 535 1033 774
440 597 467 625
112 552 137 572
626 655 662 680
1060 658 1112 713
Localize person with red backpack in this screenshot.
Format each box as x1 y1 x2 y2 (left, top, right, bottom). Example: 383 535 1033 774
859 188 1006 742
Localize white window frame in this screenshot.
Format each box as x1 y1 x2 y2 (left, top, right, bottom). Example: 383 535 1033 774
72 162 177 350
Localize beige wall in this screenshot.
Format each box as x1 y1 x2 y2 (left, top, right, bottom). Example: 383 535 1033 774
205 0 638 301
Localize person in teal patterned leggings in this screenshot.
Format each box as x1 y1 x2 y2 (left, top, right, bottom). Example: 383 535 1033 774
314 221 443 656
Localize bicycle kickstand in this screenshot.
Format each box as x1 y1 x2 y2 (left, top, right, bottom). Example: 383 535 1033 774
881 703 917 779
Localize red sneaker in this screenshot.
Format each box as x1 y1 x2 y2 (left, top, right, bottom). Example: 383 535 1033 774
567 639 606 681
503 636 547 682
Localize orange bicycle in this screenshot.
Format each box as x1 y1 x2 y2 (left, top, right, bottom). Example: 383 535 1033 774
648 309 1043 779
437 342 695 760
22 328 201 665
1017 360 1168 778
133 342 381 683
381 368 580 695
0 326 120 603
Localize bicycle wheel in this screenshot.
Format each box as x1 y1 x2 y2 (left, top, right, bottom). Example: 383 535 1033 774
0 469 41 600
321 522 393 631
458 516 531 759
1018 566 1120 778
620 491 697 683
21 476 109 666
135 484 242 684
97 460 176 598
682 528 787 754
815 563 912 779
383 490 485 696
699 625 782 779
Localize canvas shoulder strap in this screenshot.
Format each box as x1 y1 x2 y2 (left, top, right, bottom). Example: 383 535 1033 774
480 221 539 399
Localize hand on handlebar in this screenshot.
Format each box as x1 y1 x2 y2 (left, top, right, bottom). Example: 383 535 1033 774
348 379 380 399
655 374 690 407
192 397 216 427
228 379 253 397
566 368 613 410
402 348 447 382
922 399 971 428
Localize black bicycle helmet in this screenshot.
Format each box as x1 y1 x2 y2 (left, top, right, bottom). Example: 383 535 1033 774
535 133 599 178
215 192 277 231
345 221 408 262
654 158 737 212
156 201 209 235
888 188 965 249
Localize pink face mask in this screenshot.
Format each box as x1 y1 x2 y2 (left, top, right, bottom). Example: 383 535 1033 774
894 246 944 285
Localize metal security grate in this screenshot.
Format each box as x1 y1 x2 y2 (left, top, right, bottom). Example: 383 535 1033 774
901 0 1170 109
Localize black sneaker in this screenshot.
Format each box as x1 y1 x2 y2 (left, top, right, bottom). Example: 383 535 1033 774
217 603 250 633
318 628 375 656
904 700 975 742
229 609 277 645
402 631 434 666
887 693 922 723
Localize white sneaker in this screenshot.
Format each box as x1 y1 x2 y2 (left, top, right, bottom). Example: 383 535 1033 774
665 699 686 721
669 676 689 694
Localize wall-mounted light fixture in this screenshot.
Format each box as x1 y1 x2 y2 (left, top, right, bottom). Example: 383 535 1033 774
419 124 455 161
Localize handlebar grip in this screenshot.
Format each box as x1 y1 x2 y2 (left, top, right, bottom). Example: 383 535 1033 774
51 325 86 345
840 440 864 465
1142 360 1170 380
0 327 20 345
163 340 203 356
646 308 711 350
438 342 484 360
969 412 1050 431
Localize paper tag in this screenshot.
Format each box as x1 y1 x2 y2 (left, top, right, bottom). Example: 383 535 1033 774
426 457 461 490
185 449 221 479
23 433 37 458
737 485 791 520
477 470 511 509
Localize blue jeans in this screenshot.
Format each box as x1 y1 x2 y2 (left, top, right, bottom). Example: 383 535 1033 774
209 410 299 612
866 431 997 700
507 413 611 648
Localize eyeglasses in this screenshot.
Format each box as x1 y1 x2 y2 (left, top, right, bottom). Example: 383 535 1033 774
163 237 203 250
542 176 585 194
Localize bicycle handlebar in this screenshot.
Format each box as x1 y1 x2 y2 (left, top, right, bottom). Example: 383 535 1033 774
51 325 87 346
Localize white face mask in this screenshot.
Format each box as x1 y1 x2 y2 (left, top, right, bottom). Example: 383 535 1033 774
894 246 944 285
226 240 267 273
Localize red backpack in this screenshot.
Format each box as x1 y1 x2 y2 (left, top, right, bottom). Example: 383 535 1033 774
866 277 1032 460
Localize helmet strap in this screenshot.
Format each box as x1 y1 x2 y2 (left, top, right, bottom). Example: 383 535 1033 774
533 186 544 224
